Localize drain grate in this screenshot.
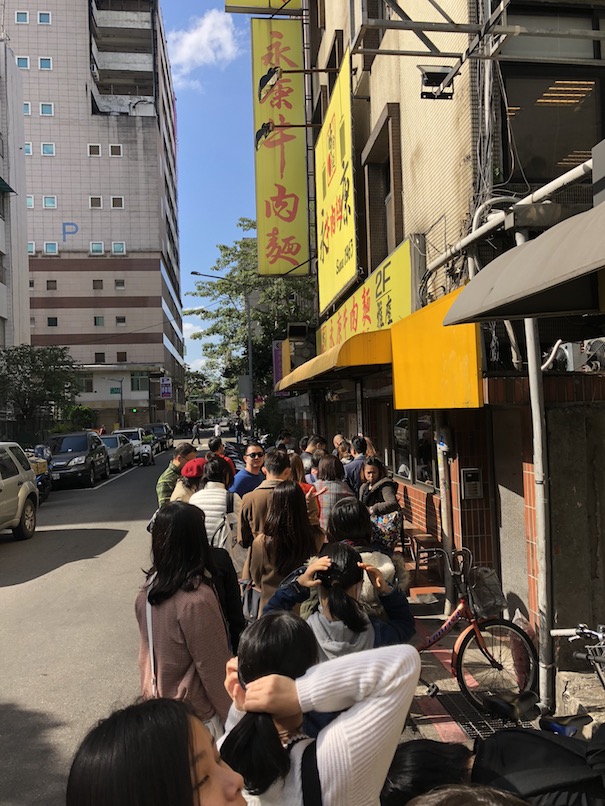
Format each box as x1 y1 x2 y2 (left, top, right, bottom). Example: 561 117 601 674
435 691 534 740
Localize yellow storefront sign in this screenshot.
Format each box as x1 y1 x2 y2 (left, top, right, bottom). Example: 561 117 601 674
315 51 356 313
226 0 302 13
251 19 309 276
318 240 413 354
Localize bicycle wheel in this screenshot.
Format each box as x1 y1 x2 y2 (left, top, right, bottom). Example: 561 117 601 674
456 618 538 709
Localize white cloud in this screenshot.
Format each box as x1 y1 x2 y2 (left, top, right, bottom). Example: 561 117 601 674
183 320 199 339
167 10 241 91
188 357 208 373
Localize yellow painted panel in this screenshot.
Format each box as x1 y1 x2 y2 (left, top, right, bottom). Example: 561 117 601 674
318 239 413 354
392 289 484 410
315 51 356 312
252 19 309 275
227 0 302 13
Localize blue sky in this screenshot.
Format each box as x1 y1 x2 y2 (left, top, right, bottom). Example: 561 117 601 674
161 3 255 371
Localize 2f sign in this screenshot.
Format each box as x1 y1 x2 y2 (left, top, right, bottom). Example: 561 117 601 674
62 222 78 242
374 260 392 301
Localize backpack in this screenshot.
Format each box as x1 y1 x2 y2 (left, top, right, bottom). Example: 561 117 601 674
209 492 235 549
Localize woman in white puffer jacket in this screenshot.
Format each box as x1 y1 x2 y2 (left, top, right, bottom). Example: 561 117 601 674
189 455 241 551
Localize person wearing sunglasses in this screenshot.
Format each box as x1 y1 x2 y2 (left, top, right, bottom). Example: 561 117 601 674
229 443 265 498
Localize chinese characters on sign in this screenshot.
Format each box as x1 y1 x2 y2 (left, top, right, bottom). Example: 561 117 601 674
318 239 413 354
160 377 173 399
251 19 309 276
315 51 356 313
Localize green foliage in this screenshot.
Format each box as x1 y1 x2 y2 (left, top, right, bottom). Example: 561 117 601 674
64 405 96 429
0 345 81 425
184 218 317 397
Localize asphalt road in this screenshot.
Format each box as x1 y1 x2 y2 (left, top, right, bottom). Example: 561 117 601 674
0 451 174 806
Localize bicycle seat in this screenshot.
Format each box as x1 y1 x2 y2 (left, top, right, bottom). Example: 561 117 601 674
479 690 540 722
539 713 593 737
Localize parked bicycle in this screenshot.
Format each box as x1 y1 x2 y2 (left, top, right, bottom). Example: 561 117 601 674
551 623 605 690
418 547 538 710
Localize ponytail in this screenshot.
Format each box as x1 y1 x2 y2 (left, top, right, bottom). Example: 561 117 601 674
220 712 290 795
316 542 367 634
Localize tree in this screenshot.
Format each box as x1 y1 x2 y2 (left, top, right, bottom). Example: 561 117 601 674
0 345 81 426
185 218 317 398
184 369 222 419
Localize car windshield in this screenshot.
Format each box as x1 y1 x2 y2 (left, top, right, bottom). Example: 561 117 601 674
48 435 88 454
101 437 119 448
150 426 163 435
118 431 138 441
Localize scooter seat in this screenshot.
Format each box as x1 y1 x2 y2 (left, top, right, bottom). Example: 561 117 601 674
539 713 593 737
479 690 540 722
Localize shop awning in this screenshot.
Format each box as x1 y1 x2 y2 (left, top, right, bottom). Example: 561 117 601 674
444 203 605 326
275 330 392 392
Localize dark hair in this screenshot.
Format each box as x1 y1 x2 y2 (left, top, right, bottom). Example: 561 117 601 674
364 456 387 480
220 613 318 795
380 740 473 806
263 481 316 575
406 786 529 806
201 454 232 488
289 452 305 483
326 497 373 546
351 436 367 455
263 448 289 476
174 442 195 459
310 449 326 470
318 454 345 481
67 698 199 806
244 441 263 456
308 434 326 450
299 435 309 452
316 543 367 633
207 436 222 453
146 502 215 605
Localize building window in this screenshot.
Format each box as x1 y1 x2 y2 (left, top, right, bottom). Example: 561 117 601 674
116 316 126 326
27 242 35 255
109 144 123 157
26 195 34 209
15 11 29 23
46 279 57 290
115 279 125 289
117 351 127 362
44 242 58 255
30 316 35 326
39 57 52 70
16 56 30 70
23 102 31 116
94 352 105 363
41 142 55 156
24 142 32 156
88 144 101 157
38 11 51 24
79 374 94 393
89 196 102 209
47 317 58 327
90 242 104 255
40 102 54 116
131 372 149 392
29 278 34 288
393 410 439 488
43 196 57 209
94 316 105 327
112 241 126 255
111 196 124 209
92 279 103 290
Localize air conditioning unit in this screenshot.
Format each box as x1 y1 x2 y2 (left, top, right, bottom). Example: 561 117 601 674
582 338 605 372
557 342 586 372
91 64 99 81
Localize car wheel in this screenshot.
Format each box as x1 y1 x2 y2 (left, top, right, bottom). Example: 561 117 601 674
117 458 123 473
103 459 110 479
87 465 96 488
12 498 36 541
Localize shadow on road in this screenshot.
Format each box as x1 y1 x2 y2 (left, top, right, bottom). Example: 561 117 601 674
0 702 66 806
0 528 128 586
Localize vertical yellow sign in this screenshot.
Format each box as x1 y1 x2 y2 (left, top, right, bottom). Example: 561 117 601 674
226 1 302 13
252 19 309 276
315 51 356 313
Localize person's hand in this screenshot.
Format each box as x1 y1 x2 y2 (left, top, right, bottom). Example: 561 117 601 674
298 556 331 588
243 674 301 718
358 562 389 594
306 485 327 503
224 657 246 710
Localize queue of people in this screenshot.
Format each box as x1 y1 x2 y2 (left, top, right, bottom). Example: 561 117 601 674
66 430 605 806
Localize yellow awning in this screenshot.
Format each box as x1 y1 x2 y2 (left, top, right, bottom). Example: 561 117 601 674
276 330 392 392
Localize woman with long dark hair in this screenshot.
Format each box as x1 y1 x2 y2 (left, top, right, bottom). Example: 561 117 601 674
66 698 245 806
189 456 241 550
313 454 354 531
219 612 421 806
135 502 233 735
265 542 415 657
250 480 323 611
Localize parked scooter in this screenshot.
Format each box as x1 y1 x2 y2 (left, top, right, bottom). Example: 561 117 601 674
33 444 52 504
140 442 154 466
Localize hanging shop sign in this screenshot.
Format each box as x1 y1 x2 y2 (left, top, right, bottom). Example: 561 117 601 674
318 239 413 354
226 0 302 14
315 50 356 314
251 18 309 276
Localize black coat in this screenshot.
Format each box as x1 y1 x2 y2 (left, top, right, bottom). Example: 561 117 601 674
210 547 245 653
359 477 400 515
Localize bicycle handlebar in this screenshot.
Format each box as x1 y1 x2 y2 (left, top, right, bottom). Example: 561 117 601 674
573 651 589 662
551 624 605 641
551 628 578 637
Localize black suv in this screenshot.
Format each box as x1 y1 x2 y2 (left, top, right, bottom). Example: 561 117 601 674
47 431 110 487
143 423 174 452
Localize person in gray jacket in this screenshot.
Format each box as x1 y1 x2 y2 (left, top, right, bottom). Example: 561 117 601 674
359 457 400 515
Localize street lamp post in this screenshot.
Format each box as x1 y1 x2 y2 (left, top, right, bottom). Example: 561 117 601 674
191 271 254 435
103 377 124 428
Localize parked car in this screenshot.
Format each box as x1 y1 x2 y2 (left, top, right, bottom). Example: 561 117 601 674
101 434 135 472
143 422 174 452
46 431 110 488
112 427 146 462
0 442 39 540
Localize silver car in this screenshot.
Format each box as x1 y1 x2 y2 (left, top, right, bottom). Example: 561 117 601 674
101 434 135 473
0 442 39 540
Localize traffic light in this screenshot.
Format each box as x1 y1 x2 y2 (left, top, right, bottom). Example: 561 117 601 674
131 407 138 413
